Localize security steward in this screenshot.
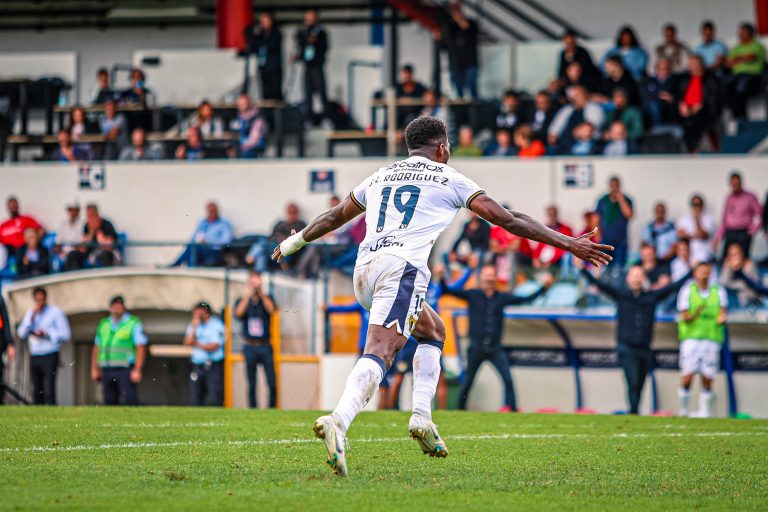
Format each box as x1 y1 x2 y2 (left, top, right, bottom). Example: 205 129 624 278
91 295 147 405
184 302 225 406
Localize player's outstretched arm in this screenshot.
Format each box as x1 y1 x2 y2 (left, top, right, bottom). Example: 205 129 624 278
272 195 364 262
469 194 614 267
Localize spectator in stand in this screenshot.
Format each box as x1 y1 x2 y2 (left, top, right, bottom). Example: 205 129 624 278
530 91 556 141
638 243 670 289
91 296 147 406
719 242 761 308
714 172 761 259
496 90 527 131
695 20 729 73
269 202 308 270
91 67 115 104
643 202 677 265
396 64 427 126
514 124 546 158
562 61 601 95
0 197 44 251
531 205 573 271
251 11 283 101
68 106 95 141
598 56 641 107
175 126 205 161
580 211 602 241
548 85 605 151
578 260 690 414
677 194 717 265
235 94 268 158
563 122 600 156
184 302 225 407
100 100 127 160
54 199 85 264
119 68 149 104
449 213 490 265
118 128 164 161
419 89 447 124
483 128 515 157
235 271 277 409
602 25 649 80
51 129 91 163
595 176 634 267
655 23 689 73
16 229 49 278
601 120 637 157
603 88 644 140
453 125 483 157
556 29 600 89
676 55 722 153
16 287 71 405
725 22 766 120
67 204 120 270
670 238 693 282
295 9 329 123
440 2 480 99
191 101 224 137
442 266 553 412
641 57 678 127
174 202 233 267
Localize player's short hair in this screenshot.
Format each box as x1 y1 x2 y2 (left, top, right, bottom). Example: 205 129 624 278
404 116 447 150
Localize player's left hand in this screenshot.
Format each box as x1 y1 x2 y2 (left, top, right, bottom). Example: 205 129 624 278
567 229 614 267
271 229 296 263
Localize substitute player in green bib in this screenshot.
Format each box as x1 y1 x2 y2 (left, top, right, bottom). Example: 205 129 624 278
676 261 727 418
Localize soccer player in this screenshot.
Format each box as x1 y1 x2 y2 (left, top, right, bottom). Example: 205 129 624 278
272 116 612 476
677 261 727 418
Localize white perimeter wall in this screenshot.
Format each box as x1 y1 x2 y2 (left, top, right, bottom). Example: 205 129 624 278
3 155 768 263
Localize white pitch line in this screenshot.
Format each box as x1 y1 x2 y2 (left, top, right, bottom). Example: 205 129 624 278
0 431 765 455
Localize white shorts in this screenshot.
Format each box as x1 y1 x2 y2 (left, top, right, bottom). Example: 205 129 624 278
353 254 429 339
679 339 721 379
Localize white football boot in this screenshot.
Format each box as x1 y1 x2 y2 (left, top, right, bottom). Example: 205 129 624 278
313 415 348 476
408 414 449 458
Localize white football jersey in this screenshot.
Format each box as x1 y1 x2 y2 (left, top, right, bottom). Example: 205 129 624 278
350 155 484 273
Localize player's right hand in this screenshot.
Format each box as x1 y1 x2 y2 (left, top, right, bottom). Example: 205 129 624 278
567 228 614 267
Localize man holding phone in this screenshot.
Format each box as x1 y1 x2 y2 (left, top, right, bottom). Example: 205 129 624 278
16 287 71 405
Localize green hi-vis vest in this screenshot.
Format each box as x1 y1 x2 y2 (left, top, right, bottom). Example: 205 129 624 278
97 315 141 368
678 285 725 343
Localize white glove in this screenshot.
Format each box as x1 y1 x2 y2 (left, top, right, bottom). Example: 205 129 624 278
279 230 307 256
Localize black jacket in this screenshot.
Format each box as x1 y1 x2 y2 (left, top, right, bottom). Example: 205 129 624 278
296 25 328 67
582 269 691 347
601 72 641 106
252 28 283 71
674 71 722 120
442 284 547 347
558 46 600 84
15 245 50 278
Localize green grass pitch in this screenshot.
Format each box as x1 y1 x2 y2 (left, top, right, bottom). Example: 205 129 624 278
1 407 767 511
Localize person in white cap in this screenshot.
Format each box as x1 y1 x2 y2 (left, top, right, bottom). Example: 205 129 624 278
54 199 85 262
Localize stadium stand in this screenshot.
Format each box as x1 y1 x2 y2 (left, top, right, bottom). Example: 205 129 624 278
1 0 767 423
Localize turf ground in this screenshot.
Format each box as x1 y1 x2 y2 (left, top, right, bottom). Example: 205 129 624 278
1 407 767 511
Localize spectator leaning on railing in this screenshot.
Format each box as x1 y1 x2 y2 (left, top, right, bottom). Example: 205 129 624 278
118 127 164 161
16 287 71 405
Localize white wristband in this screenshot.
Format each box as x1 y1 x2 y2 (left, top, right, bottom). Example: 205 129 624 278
279 230 307 256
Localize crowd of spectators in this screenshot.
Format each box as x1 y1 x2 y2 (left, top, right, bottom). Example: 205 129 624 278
387 17 766 159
